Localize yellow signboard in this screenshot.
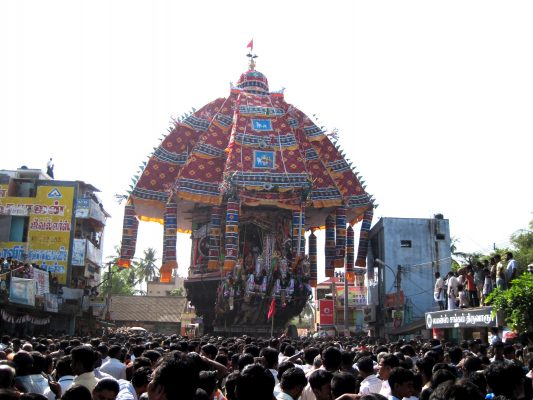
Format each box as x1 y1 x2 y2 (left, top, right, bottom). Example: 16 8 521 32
0 184 75 284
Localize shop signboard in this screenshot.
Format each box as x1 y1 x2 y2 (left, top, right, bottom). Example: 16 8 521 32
72 239 86 266
9 277 35 306
0 184 75 284
319 299 334 325
33 268 49 295
336 286 367 306
425 307 497 329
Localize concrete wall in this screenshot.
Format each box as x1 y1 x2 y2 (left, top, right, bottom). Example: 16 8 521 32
368 217 452 319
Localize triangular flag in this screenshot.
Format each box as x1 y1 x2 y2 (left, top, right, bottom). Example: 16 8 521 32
247 39 254 50
267 298 276 320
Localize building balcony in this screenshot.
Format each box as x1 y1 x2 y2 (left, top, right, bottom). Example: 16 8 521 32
75 197 107 226
72 239 103 267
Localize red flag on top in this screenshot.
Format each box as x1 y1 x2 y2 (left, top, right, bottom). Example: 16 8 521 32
267 298 276 320
247 39 253 50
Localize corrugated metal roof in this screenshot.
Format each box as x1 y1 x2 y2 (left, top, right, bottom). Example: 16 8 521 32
109 295 187 323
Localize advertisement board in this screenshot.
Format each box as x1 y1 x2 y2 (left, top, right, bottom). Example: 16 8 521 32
336 286 367 306
71 239 86 266
319 299 335 325
9 277 35 306
33 268 50 296
0 184 75 284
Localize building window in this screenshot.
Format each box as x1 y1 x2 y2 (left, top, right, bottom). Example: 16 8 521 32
400 240 412 248
10 216 29 242
436 233 445 240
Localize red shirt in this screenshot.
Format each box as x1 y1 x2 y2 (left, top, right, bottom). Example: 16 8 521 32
466 274 476 292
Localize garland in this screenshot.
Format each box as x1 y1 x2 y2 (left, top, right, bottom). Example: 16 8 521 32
0 309 50 325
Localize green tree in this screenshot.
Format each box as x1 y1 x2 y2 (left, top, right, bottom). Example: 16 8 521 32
100 245 139 297
169 287 184 297
510 221 533 273
133 248 160 284
485 273 533 333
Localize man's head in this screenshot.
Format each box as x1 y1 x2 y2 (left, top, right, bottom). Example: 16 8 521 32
13 351 33 376
506 252 513 261
304 347 320 366
388 367 414 399
201 344 217 360
0 365 15 389
260 347 279 370
235 364 275 400
55 356 73 378
377 353 399 380
97 344 109 359
331 371 357 399
147 352 199 400
131 367 152 397
322 346 342 372
435 272 440 279
92 378 120 400
280 367 308 400
309 369 333 400
108 345 121 360
70 345 96 375
356 356 375 378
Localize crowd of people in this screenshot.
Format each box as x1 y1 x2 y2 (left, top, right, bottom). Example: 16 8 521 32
433 252 519 311
0 328 532 400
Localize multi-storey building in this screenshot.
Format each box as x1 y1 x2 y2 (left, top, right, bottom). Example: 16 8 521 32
0 167 109 334
366 215 452 338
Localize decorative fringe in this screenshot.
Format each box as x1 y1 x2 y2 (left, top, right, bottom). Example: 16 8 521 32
223 199 239 271
309 229 317 287
356 209 373 270
334 206 347 268
325 214 335 277
118 202 139 268
292 206 306 259
161 198 178 283
208 206 222 270
345 225 355 284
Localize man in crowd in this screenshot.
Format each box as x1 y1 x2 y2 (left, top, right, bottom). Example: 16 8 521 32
356 356 382 395
100 345 127 380
276 367 307 400
378 353 400 398
70 345 100 392
506 251 518 287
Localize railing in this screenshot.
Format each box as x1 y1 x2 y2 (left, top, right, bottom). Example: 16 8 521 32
75 198 107 225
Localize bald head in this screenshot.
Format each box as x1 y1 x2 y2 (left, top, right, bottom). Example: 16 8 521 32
0 365 15 388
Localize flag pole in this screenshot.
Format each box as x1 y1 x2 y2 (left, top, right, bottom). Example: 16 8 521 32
270 307 274 338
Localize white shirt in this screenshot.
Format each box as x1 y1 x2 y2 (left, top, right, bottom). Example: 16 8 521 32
117 379 138 400
359 374 383 395
447 276 458 297
506 259 517 281
100 357 127 380
276 392 295 400
434 277 444 300
269 368 280 386
44 375 75 400
379 380 391 398
72 371 100 392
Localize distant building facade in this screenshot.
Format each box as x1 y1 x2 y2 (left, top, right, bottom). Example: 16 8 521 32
146 276 184 297
366 215 451 337
0 167 109 334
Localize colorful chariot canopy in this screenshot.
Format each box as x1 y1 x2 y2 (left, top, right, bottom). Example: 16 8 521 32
118 50 374 269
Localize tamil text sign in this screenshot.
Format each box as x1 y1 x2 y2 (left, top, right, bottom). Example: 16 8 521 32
425 307 497 329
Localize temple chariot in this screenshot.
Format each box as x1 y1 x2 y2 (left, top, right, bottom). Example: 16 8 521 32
117 50 374 335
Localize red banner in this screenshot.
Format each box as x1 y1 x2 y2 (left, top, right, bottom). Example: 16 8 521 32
319 299 334 325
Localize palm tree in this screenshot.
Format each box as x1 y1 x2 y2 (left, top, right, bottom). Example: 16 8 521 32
134 248 160 283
